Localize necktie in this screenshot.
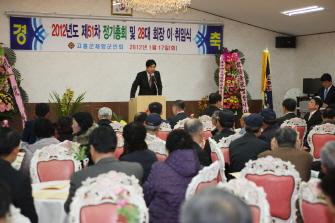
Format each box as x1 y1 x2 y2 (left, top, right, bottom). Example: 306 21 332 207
308 112 312 121
324 88 329 100
149 75 152 89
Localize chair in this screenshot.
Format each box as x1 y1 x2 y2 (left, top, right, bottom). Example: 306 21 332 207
145 133 168 161
208 138 227 182
280 117 307 149
69 170 148 223
307 123 335 161
199 115 215 141
299 178 333 223
30 141 83 183
173 118 190 130
110 121 126 133
240 156 301 223
217 133 243 165
115 134 125 159
185 161 220 200
157 122 172 141
217 178 271 223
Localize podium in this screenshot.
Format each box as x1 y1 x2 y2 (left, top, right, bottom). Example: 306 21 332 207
129 96 167 121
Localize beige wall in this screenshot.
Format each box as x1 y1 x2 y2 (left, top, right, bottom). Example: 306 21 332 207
1 0 299 116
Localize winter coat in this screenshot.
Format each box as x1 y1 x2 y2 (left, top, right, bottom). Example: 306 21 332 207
143 149 201 223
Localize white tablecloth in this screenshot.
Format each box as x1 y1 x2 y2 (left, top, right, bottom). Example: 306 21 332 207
12 152 24 170
32 180 70 223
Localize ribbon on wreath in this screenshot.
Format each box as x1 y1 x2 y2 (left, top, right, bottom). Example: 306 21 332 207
0 49 27 127
218 54 226 108
236 57 249 113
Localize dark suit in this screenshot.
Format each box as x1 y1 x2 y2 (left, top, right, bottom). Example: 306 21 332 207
0 159 38 223
64 157 143 213
21 117 43 144
204 128 235 163
303 110 323 148
317 85 335 105
190 141 211 166
258 146 313 182
167 112 188 129
130 71 162 98
229 133 270 173
258 123 280 145
201 106 220 117
276 113 297 126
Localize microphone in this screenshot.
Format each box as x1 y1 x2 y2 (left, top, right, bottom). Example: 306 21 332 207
152 74 158 95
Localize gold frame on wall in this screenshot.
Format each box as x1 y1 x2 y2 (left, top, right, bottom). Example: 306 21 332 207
111 1 133 16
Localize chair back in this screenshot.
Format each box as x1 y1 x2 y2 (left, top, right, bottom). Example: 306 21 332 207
280 117 307 149
199 115 214 131
69 170 148 223
145 133 168 161
217 178 271 223
299 178 333 223
185 161 220 200
208 138 227 182
307 123 335 161
115 134 125 159
217 133 243 165
110 122 126 133
157 122 171 141
240 156 301 223
173 118 190 130
30 141 83 183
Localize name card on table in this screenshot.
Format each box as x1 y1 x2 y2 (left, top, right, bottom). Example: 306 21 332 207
33 192 69 200
40 183 68 190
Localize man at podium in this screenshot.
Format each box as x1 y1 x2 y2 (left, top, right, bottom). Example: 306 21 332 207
130 59 163 99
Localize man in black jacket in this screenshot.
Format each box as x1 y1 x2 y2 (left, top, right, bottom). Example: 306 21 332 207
167 100 188 129
258 108 279 145
130 59 163 99
184 119 211 166
317 73 335 108
0 127 38 223
276 98 297 126
201 93 222 117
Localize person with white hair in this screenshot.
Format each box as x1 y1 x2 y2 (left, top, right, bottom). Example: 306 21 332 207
97 107 113 127
319 141 335 178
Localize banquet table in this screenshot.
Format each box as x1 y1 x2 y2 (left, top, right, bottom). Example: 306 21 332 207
12 152 24 170
32 180 69 223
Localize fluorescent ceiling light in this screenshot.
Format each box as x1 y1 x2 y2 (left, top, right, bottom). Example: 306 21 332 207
281 6 326 16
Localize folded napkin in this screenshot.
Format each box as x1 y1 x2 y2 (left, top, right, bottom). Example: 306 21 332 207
229 172 241 179
40 183 69 190
33 191 69 200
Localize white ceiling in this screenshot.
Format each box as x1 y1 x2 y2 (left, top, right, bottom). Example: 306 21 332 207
189 0 335 36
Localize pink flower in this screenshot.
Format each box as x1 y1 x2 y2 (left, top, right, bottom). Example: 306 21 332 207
5 104 11 111
117 198 128 208
0 102 5 112
114 187 126 196
292 125 297 130
190 114 194 118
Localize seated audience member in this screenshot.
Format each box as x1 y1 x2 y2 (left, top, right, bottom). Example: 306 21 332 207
148 102 169 124
210 110 221 136
20 118 59 175
97 107 113 127
134 112 147 126
167 100 188 129
258 128 313 182
143 130 201 223
64 126 143 213
258 108 279 145
0 180 30 223
22 103 50 144
204 110 235 162
72 112 98 145
321 107 335 124
201 93 222 117
238 113 251 135
145 113 161 136
180 187 252 223
276 98 297 126
56 115 74 142
229 114 270 173
184 119 211 166
319 141 335 178
303 97 323 150
320 170 335 220
120 122 157 184
0 128 38 223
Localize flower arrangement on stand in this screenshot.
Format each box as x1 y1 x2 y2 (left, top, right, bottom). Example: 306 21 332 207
49 88 87 119
215 48 251 115
195 95 210 118
0 44 29 125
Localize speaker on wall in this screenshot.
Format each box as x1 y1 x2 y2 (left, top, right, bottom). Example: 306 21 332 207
275 36 296 48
